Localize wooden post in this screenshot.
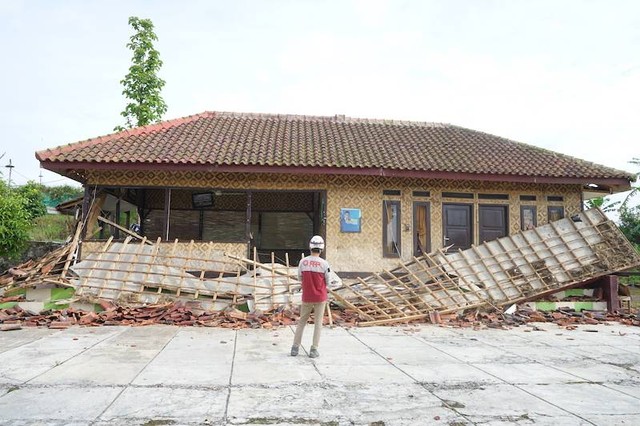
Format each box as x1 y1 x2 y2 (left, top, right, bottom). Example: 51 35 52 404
602 275 620 313
163 188 171 241
326 302 333 327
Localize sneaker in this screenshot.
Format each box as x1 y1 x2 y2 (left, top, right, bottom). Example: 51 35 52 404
290 345 299 356
309 347 319 358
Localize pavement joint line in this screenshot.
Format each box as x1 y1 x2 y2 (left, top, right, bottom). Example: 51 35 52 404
404 333 592 421
406 332 606 424
0 329 63 356
222 329 238 424
345 327 474 423
0 324 639 424
285 323 323 369
90 326 180 425
455 332 640 394
19 327 129 387
453 359 600 424
601 382 640 401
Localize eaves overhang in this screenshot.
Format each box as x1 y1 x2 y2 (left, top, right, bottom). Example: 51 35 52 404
39 161 633 194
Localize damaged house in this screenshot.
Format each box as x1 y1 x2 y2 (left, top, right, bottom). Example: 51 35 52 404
19 111 639 322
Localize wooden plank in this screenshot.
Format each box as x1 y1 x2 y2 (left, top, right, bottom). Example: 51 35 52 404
98 215 151 244
371 271 421 314
75 236 113 298
97 236 133 299
354 277 402 319
60 221 83 279
328 289 376 322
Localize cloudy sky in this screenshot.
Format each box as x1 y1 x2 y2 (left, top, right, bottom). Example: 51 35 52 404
1 0 639 195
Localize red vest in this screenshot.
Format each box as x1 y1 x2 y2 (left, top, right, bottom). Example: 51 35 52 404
298 255 330 303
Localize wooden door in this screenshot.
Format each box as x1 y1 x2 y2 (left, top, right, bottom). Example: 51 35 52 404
479 205 508 243
443 203 472 250
413 201 431 256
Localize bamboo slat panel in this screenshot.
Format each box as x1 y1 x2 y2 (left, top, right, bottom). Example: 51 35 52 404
334 208 640 326
71 238 302 312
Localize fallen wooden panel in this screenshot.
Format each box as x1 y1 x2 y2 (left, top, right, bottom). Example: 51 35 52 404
70 237 302 311
333 208 640 326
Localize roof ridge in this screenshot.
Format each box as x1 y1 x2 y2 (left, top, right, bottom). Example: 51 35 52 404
211 110 447 128
36 111 215 161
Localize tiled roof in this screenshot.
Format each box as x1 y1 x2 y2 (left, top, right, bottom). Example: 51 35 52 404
36 111 634 182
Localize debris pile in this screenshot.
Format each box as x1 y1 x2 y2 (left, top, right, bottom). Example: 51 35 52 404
1 208 639 330
0 301 356 331
426 307 640 330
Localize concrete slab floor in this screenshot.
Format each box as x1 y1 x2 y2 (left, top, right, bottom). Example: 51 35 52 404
0 322 638 425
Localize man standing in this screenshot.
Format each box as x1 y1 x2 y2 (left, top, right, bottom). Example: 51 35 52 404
291 235 331 358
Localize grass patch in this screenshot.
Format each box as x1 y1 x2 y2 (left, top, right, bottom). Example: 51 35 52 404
29 214 75 242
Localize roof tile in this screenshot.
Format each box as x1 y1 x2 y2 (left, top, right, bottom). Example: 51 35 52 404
36 111 634 181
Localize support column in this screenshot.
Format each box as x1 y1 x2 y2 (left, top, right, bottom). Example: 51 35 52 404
79 185 96 261
602 275 620 313
246 191 252 258
163 188 171 241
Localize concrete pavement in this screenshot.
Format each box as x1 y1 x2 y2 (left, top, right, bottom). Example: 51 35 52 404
0 322 639 425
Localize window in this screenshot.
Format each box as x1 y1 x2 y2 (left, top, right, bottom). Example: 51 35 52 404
478 193 509 200
548 206 565 222
383 200 401 257
521 205 537 230
442 192 474 199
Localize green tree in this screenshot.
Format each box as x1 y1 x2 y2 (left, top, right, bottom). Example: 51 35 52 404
620 157 640 209
617 157 640 249
0 181 31 259
619 205 640 250
15 181 47 220
116 16 167 131
42 185 83 206
584 196 619 212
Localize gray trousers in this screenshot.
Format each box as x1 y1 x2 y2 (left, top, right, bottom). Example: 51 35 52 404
293 302 326 349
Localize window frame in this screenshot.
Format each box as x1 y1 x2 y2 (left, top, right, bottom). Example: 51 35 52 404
382 200 401 258
548 206 565 222
520 205 537 231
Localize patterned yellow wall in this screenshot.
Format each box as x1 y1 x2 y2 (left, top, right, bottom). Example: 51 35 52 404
83 170 582 274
